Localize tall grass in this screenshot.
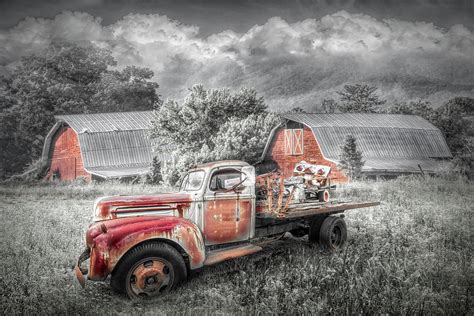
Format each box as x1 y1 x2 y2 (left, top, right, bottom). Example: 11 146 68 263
0 176 472 314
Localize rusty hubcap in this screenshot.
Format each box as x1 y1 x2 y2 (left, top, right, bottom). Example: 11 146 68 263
127 258 173 298
330 226 342 247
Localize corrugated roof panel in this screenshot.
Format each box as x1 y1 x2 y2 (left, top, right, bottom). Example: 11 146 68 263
283 113 439 130
87 164 151 178
56 111 154 133
362 159 450 173
312 126 451 160
78 130 154 168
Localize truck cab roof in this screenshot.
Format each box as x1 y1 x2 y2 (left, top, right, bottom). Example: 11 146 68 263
191 160 250 171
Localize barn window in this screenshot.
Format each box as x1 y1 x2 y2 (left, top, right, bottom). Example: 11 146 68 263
284 129 303 155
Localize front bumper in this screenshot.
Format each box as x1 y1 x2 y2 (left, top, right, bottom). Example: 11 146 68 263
74 248 90 288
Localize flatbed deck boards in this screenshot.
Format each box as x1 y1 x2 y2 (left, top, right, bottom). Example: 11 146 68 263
256 201 380 220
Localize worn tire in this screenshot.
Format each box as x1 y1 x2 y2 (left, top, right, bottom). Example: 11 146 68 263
308 216 325 243
319 216 347 250
110 242 187 299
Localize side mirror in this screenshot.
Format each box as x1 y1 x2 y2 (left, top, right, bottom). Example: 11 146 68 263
241 166 255 187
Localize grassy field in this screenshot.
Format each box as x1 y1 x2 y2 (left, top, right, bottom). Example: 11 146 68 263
1 176 472 315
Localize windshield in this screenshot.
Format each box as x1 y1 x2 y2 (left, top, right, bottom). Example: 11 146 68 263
180 170 205 191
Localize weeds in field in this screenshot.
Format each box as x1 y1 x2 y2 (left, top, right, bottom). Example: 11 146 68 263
0 176 472 314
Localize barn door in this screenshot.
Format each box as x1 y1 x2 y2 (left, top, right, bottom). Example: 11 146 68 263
284 129 293 155
284 128 303 155
53 157 76 180
293 129 303 155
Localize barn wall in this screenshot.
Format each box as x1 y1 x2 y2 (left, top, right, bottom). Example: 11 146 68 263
266 126 348 183
47 127 91 181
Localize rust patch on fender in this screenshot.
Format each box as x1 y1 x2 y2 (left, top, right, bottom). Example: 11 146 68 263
86 216 205 280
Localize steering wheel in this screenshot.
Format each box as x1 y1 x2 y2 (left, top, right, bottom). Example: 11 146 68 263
222 173 248 193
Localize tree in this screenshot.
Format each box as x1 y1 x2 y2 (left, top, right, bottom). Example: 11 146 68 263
431 97 473 176
431 98 473 154
0 77 28 176
150 85 267 151
438 97 473 118
0 42 161 178
287 106 305 113
409 100 435 121
386 100 435 120
210 113 281 163
91 66 161 113
321 99 337 113
338 135 364 180
337 84 386 113
386 102 415 115
146 156 163 184
150 85 278 184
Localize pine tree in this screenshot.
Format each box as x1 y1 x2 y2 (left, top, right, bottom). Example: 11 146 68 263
147 156 163 184
338 135 364 180
337 84 385 113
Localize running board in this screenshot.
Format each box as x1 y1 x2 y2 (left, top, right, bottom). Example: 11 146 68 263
204 244 262 266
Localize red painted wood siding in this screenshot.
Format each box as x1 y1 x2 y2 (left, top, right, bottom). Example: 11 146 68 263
47 127 91 181
266 126 348 183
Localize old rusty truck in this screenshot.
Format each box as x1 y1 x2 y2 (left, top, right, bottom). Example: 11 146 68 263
75 160 379 299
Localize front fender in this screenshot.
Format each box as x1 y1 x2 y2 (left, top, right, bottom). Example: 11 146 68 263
87 216 205 281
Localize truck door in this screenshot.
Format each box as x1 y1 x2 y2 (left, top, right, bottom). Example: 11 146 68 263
203 167 253 246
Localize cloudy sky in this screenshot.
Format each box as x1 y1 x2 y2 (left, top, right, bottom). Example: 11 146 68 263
0 0 473 109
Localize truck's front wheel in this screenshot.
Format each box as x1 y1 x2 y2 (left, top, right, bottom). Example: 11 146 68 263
111 242 187 299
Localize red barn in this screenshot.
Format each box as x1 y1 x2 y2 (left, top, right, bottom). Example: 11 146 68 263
41 111 172 181
259 113 452 182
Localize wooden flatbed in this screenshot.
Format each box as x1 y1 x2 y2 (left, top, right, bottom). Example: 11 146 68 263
254 200 380 238
257 201 381 220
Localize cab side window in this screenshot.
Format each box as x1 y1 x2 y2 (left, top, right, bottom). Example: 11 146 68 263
209 169 242 191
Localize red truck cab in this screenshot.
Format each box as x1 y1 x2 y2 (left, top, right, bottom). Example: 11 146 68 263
75 160 379 299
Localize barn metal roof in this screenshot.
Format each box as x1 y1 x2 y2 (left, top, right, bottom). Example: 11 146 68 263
362 158 450 173
44 111 173 178
55 111 153 133
268 113 452 174
77 130 154 168
282 113 438 130
87 164 152 178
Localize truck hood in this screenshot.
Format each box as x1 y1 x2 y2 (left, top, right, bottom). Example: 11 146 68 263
93 192 192 222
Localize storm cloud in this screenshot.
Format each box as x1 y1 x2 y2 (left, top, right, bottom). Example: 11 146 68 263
1 10 473 109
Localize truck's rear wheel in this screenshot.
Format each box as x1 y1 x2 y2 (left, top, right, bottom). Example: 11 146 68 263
319 216 347 250
308 216 325 243
111 242 187 299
